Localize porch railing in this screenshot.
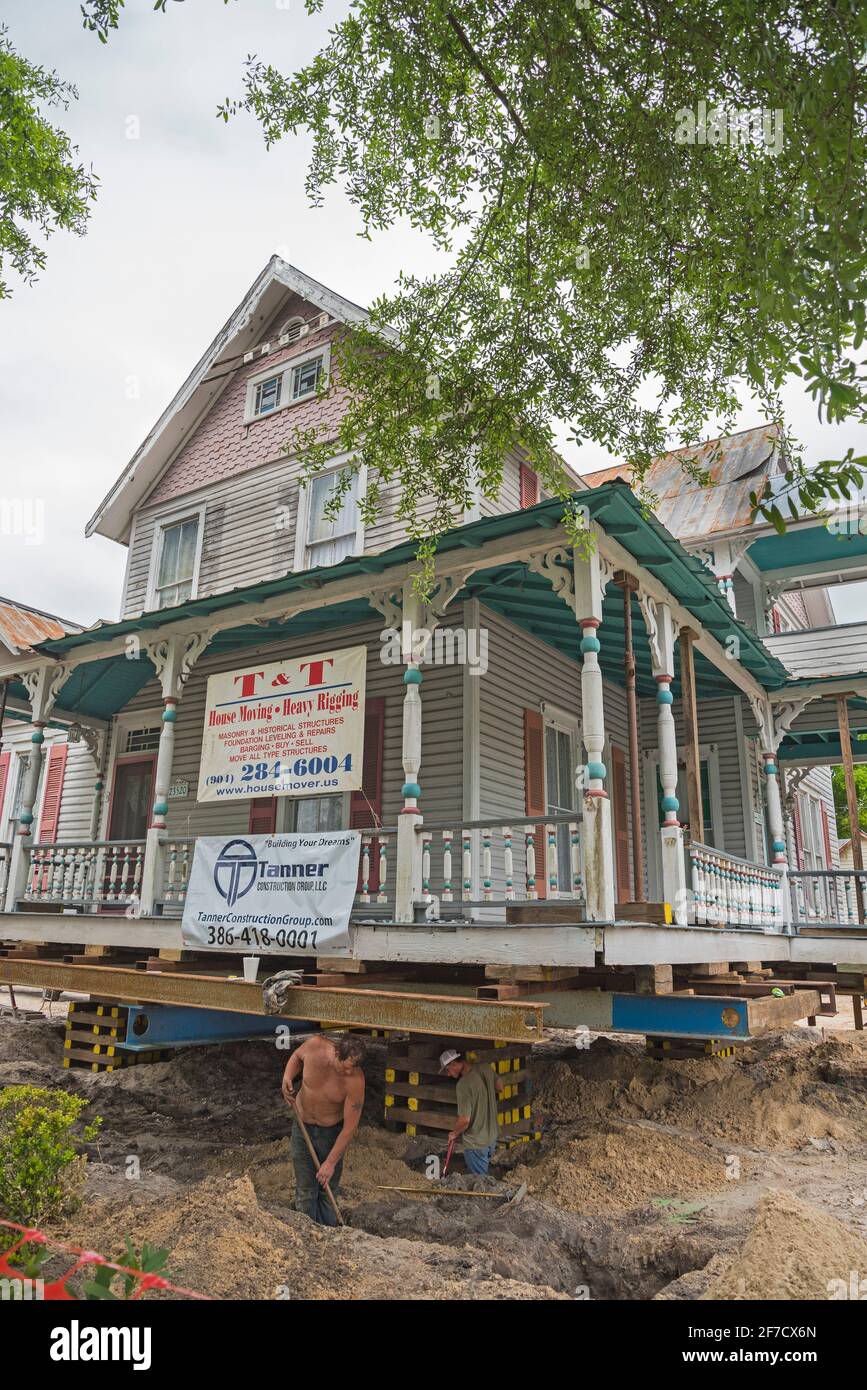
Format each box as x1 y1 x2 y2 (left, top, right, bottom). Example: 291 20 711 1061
21 840 146 912
416 814 584 908
788 868 867 926
687 841 785 928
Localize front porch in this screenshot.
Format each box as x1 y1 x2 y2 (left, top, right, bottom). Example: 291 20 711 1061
1 483 860 952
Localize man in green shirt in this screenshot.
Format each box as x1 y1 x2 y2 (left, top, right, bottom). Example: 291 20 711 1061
440 1048 504 1174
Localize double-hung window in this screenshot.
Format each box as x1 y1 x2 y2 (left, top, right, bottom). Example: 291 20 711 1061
153 514 201 609
253 374 282 416
302 466 360 569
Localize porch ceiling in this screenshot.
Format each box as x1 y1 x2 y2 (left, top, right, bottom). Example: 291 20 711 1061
779 728 867 763
747 521 867 574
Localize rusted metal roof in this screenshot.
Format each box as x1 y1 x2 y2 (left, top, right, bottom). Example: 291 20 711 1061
0 598 78 657
581 424 782 544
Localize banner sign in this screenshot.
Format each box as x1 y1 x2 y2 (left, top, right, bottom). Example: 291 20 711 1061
197 646 366 804
181 832 361 954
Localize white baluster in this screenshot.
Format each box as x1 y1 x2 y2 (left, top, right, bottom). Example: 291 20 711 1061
376 835 389 904
481 829 492 903
570 821 582 900
462 832 473 902
546 823 559 898
442 831 453 902
502 826 515 902
525 826 538 900
359 837 371 904
421 831 432 898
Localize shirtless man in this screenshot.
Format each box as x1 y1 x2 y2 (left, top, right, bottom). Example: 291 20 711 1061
282 1033 366 1226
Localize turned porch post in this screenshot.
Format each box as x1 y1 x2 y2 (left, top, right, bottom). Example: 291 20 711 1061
395 581 424 923
4 662 68 910
616 572 644 899
836 693 866 923
574 546 614 921
678 627 704 842
139 632 208 915
652 602 688 923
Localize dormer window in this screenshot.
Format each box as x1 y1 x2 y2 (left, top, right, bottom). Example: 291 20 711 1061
244 344 330 424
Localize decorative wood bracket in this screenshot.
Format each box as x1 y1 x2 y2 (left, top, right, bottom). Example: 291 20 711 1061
146 631 211 700
21 663 69 724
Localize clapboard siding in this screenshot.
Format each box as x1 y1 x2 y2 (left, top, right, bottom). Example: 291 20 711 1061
103 622 464 895
475 606 638 899
732 572 760 631
55 739 99 841
765 622 867 679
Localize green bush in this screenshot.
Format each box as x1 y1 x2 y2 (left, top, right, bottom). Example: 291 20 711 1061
0 1085 101 1227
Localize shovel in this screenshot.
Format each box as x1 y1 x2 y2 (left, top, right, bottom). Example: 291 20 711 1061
291 1106 345 1227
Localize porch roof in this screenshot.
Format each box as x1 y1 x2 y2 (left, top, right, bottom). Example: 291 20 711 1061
24 481 790 720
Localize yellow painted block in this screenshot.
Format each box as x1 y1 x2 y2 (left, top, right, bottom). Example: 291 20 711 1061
498 1059 510 1073
407 1124 416 1136
497 1113 504 1126
385 1095 394 1107
663 902 673 924
467 1050 477 1061
409 1071 419 1085
408 1097 418 1111
512 1058 519 1071
385 1068 395 1082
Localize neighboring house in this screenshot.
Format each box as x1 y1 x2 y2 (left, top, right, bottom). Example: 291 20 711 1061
839 831 867 870
0 599 100 894
2 259 867 939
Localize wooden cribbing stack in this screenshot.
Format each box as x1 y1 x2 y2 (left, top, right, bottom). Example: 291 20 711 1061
63 1000 171 1072
383 1035 541 1149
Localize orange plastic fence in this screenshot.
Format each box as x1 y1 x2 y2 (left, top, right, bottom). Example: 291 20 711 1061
0 1219 210 1300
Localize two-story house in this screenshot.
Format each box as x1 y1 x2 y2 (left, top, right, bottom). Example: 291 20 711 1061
2 258 867 992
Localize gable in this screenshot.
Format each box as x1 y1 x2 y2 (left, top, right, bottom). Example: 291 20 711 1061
144 291 346 510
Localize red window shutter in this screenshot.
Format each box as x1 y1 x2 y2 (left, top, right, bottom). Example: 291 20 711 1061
792 795 803 870
519 463 539 509
0 751 10 820
611 745 632 902
249 798 277 834
37 743 67 842
350 696 386 890
771 606 782 634
523 707 546 899
820 802 832 868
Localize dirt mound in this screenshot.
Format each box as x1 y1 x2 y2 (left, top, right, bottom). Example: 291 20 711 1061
534 1033 867 1149
205 1126 424 1203
510 1126 727 1214
702 1190 867 1300
74 1173 568 1300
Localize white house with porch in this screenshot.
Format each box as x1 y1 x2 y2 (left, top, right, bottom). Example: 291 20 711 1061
2 260 866 999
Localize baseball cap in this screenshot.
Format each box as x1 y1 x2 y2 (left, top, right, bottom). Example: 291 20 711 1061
439 1048 461 1071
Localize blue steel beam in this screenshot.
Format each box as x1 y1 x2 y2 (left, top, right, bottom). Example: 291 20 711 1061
122 1004 312 1050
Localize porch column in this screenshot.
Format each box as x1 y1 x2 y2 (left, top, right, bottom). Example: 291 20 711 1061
4 663 68 910
616 572 644 899
574 547 614 921
678 627 704 842
652 602 688 923
139 633 209 915
395 581 424 923
835 693 866 922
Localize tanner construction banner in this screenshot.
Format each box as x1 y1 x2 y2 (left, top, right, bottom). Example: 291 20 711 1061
181 832 361 954
197 646 366 804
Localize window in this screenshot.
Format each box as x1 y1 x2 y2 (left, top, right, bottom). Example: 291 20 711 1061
292 355 322 401
544 721 577 889
244 345 330 424
301 465 361 569
154 516 200 609
124 726 161 754
253 374 282 417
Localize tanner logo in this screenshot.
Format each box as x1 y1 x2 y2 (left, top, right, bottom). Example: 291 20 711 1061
49 1321 152 1370
214 838 258 906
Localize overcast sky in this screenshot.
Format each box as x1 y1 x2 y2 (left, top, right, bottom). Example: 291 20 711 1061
2 0 866 627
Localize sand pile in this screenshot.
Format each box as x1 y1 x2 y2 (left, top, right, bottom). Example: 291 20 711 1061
702 1190 867 1301
76 1173 568 1300
510 1126 726 1214
533 1034 866 1149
